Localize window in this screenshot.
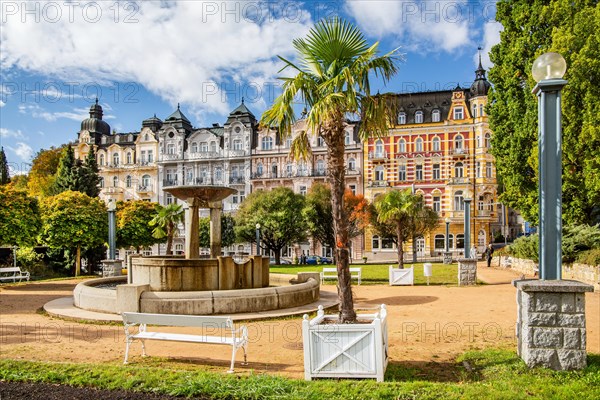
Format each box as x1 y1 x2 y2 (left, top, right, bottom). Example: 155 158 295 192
210 142 217 153
432 137 440 151
472 104 477 118
456 234 465 249
145 134 149 141
398 165 406 181
271 164 278 178
382 237 394 249
478 196 485 211
99 154 104 166
372 235 380 249
191 142 198 153
415 110 423 123
112 153 119 166
375 140 384 157
345 131 351 145
317 136 325 147
484 133 491 148
166 193 174 205
415 165 423 180
415 137 423 152
298 162 308 176
126 175 132 188
316 160 325 174
140 150 146 163
127 152 132 164
479 104 484 117
455 162 464 178
398 112 406 124
148 150 153 163
239 190 245 203
448 234 454 249
299 186 307 196
475 161 481 178
486 162 493 178
433 196 441 212
256 163 263 176
186 169 193 183
285 138 292 148
375 166 384 181
454 135 464 150
99 177 104 188
454 106 464 120
261 136 273 150
167 143 175 154
454 191 464 211
398 139 406 153
347 158 356 171
433 164 440 180
142 174 150 187
286 163 293 177
233 139 242 151
112 176 118 187
432 109 440 122
434 234 445 250
200 142 208 152
349 184 356 195
215 167 223 181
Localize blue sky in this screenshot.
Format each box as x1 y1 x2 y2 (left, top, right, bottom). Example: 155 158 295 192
0 1 501 173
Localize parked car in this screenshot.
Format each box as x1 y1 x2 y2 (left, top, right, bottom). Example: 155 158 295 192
269 257 292 265
305 255 332 265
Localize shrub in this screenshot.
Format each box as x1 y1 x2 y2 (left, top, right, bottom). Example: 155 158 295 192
575 249 600 266
562 224 600 263
508 234 539 262
15 247 46 277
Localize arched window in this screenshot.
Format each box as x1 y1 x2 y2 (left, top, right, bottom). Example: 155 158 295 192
479 104 484 117
271 163 278 178
191 142 198 153
345 131 351 145
126 152 132 164
99 153 104 166
454 134 464 150
456 234 465 249
434 234 445 250
415 137 423 152
398 112 406 125
432 136 440 151
432 109 440 122
112 153 119 166
448 234 454 248
398 139 406 153
372 235 380 249
142 174 150 187
415 110 423 123
261 136 273 150
485 132 492 148
126 175 132 188
375 140 384 157
112 176 118 187
454 191 464 211
256 163 263 176
375 166 385 181
347 158 356 171
472 104 477 118
455 162 464 178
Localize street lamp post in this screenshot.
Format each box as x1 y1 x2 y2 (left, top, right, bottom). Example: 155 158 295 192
255 223 261 256
463 190 472 259
443 217 452 264
107 199 117 260
531 52 568 280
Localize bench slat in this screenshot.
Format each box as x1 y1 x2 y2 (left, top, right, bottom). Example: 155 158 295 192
123 312 232 328
132 332 236 345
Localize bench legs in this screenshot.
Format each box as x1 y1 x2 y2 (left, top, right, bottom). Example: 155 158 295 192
124 339 132 364
227 343 248 373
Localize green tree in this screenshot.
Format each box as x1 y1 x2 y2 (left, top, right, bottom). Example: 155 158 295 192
149 203 183 255
488 0 600 224
52 146 79 195
374 189 439 268
0 186 41 246
81 147 101 197
261 18 401 322
199 214 236 250
116 200 161 253
40 191 107 276
0 147 10 185
9 174 29 191
27 146 64 198
235 187 308 264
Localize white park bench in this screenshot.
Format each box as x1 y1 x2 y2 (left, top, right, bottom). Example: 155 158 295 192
122 312 248 373
0 266 30 283
321 267 362 285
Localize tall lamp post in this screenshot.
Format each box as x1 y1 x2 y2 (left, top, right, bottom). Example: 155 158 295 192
531 52 568 280
443 217 451 264
255 223 261 256
463 189 472 259
107 199 117 260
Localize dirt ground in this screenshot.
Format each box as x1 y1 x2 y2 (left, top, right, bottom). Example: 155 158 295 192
1 262 598 379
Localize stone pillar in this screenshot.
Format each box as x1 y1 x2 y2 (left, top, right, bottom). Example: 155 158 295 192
209 201 222 258
185 197 200 259
513 279 594 370
458 258 477 285
102 259 123 277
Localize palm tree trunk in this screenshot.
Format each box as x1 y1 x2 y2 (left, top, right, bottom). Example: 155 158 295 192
75 245 81 276
396 222 404 268
166 222 173 255
326 122 356 323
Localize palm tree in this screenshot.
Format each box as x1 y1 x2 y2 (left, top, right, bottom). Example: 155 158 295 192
261 18 402 322
150 203 183 255
375 189 439 268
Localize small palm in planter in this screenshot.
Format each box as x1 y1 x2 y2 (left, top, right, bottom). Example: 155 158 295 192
261 17 401 381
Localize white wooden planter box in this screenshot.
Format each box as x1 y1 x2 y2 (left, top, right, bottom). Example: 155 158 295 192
389 265 414 285
302 305 388 382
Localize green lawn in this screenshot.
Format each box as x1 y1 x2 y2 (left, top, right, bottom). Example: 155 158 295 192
1 350 598 399
270 263 458 285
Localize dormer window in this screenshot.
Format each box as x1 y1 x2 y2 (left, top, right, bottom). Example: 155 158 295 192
191 142 198 153
233 139 242 151
200 142 208 152
261 136 273 150
167 143 175 154
99 154 105 166
454 107 464 120
145 134 149 141
432 109 440 122
112 153 119 166
285 138 292 148
210 142 217 153
415 111 423 124
126 152 132 164
398 112 406 125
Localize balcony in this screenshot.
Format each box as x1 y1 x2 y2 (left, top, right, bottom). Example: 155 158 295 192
137 161 155 167
137 185 154 193
449 177 469 185
160 153 183 161
451 147 469 156
103 187 124 194
368 151 388 161
229 176 246 185
187 151 223 160
368 180 389 188
227 150 247 157
477 210 495 218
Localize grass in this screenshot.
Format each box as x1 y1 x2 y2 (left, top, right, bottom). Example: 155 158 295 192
270 263 458 285
1 350 598 399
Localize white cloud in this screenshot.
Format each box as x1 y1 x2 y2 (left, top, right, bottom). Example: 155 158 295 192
346 0 472 53
476 21 503 69
0 1 313 122
0 127 24 139
0 99 5 107
17 104 101 122
7 142 34 161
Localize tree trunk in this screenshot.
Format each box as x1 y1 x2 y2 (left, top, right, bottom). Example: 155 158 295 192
396 223 404 268
166 222 173 255
75 246 81 277
412 235 417 263
325 121 355 323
